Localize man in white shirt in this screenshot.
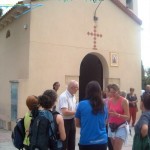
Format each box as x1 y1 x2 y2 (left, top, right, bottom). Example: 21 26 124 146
59 80 79 150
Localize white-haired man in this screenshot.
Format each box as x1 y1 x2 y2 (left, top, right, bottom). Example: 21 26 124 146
59 80 79 150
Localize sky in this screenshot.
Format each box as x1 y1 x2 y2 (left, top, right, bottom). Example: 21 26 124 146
0 0 150 68
138 0 150 68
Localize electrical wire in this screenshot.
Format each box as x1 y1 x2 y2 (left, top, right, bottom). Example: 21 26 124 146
94 0 104 21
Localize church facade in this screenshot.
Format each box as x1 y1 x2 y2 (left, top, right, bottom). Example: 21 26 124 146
0 0 142 129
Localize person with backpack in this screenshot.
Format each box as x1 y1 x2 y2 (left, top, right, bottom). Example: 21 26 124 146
23 95 39 150
11 95 39 150
30 90 66 150
132 93 150 150
43 89 66 142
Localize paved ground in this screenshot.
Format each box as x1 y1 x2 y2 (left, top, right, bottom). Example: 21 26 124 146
0 127 134 150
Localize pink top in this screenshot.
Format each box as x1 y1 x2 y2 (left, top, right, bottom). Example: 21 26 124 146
108 96 125 125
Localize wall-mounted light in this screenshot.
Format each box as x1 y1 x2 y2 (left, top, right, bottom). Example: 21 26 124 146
23 24 28 30
93 0 104 22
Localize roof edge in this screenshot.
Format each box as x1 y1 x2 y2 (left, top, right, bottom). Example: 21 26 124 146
111 0 142 25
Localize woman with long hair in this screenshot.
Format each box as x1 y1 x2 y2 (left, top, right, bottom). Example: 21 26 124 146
75 81 108 150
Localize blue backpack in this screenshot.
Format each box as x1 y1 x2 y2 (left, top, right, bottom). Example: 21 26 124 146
30 110 63 150
11 118 25 150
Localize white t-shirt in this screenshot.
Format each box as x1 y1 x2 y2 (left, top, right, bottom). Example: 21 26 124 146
59 90 76 119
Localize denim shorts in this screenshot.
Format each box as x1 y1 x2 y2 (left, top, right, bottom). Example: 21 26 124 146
108 125 127 141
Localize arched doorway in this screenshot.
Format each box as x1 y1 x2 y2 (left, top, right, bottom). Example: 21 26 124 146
79 54 103 100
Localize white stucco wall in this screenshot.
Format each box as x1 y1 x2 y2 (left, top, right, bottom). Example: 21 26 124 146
0 0 141 129
29 0 141 97
0 13 30 126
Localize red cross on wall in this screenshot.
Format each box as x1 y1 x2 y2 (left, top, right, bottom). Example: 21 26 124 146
87 25 102 50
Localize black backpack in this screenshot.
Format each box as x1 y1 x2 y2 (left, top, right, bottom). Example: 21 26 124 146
49 111 63 150
30 115 50 150
11 118 25 150
30 110 63 150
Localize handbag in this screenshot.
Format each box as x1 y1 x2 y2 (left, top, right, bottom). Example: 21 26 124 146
109 122 126 132
109 123 119 132
132 134 150 150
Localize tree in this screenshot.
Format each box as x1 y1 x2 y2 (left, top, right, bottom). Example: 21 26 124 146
145 68 150 84
141 61 150 89
0 8 3 17
141 61 146 89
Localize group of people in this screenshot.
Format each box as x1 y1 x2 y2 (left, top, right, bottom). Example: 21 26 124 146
22 80 78 150
22 80 150 150
23 89 66 150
